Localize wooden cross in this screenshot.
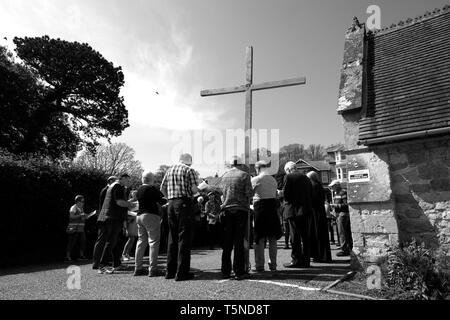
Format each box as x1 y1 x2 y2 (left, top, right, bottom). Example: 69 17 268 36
201 46 306 167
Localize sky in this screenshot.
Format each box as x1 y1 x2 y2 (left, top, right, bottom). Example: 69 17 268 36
1 0 449 177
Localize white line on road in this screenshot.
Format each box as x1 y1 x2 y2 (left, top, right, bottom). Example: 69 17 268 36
248 280 321 291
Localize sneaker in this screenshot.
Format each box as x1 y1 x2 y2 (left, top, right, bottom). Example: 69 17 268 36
222 274 232 280
122 255 131 262
134 269 148 277
65 257 73 263
98 266 112 274
252 268 265 273
79 256 88 261
268 263 277 272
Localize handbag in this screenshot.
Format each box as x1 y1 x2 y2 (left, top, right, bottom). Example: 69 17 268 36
283 203 304 219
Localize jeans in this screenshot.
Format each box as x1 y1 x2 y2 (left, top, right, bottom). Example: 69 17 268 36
221 209 248 277
254 237 278 271
122 236 137 257
92 220 123 268
167 198 194 277
289 216 311 267
327 218 335 243
337 213 353 253
135 213 161 272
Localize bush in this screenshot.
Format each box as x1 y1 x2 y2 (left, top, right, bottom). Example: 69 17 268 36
0 150 108 268
379 240 450 300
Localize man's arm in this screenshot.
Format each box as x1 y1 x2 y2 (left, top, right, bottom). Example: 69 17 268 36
190 169 200 196
112 185 133 209
160 171 169 199
244 174 254 204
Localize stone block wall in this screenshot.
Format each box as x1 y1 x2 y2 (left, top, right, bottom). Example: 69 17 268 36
346 149 398 262
387 138 450 252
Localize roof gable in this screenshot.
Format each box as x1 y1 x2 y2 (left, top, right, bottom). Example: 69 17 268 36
296 159 331 171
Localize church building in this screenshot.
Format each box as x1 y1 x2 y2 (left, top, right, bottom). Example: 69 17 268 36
337 5 450 263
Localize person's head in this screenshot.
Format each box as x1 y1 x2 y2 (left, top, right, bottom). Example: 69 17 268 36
197 196 204 205
142 171 155 185
284 162 297 174
208 192 216 201
107 176 118 185
307 171 321 185
119 173 131 188
329 180 342 192
255 160 269 174
75 195 85 208
180 154 193 167
227 156 244 170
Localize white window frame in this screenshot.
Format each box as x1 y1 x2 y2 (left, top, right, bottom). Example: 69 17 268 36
337 168 343 181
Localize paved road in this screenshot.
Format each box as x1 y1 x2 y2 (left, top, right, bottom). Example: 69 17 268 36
0 242 355 300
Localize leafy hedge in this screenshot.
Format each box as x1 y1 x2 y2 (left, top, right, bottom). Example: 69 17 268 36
0 151 108 268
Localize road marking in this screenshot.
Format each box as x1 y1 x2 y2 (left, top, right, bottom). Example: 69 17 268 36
217 280 229 284
248 280 321 291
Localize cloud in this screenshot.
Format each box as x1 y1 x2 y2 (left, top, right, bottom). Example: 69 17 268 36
123 26 231 131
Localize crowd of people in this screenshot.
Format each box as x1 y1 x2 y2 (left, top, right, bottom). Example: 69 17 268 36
65 153 352 281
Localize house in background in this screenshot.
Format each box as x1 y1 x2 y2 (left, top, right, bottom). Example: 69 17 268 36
326 145 348 185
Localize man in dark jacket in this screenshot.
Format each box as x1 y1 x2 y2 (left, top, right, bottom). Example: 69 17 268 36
92 174 133 273
281 162 314 268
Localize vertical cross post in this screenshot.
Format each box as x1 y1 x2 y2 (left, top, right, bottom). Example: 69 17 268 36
245 46 253 167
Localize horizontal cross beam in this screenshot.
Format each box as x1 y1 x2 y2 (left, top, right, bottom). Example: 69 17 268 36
200 77 307 97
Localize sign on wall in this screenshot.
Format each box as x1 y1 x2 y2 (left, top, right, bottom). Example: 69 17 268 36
348 169 371 183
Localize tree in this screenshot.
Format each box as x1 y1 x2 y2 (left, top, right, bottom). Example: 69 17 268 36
305 144 327 161
74 143 143 188
0 36 129 159
154 165 171 188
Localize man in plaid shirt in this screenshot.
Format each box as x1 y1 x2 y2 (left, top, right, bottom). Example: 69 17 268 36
161 153 200 281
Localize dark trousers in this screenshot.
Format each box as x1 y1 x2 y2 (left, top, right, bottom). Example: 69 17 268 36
66 232 86 257
327 218 335 243
221 209 248 277
92 220 123 268
337 213 353 253
207 223 220 248
167 198 194 277
284 220 290 247
288 216 311 267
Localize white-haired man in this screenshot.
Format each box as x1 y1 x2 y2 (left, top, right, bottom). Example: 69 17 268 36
281 162 314 268
134 171 167 277
161 154 200 281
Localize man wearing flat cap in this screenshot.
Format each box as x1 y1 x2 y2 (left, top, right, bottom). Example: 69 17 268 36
329 180 352 257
